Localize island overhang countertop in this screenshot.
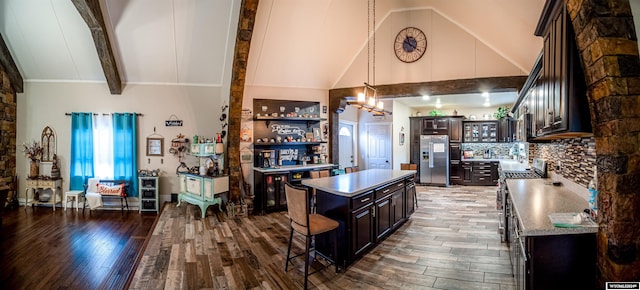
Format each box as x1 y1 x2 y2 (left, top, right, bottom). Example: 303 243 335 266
302 169 416 197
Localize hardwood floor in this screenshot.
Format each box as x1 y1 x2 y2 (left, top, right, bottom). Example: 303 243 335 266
131 185 515 290
0 205 156 290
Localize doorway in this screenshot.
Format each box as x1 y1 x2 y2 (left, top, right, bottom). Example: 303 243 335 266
338 121 357 169
366 123 392 169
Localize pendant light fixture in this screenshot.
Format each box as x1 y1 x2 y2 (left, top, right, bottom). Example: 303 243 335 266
347 0 391 116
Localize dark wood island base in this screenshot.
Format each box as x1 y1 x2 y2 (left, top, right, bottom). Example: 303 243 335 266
303 169 416 268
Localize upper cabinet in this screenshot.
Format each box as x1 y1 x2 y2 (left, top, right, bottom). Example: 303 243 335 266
514 0 591 141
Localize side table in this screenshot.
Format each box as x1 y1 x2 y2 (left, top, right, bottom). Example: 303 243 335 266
64 190 83 211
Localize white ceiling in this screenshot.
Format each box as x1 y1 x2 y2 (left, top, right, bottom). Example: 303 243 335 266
0 0 545 107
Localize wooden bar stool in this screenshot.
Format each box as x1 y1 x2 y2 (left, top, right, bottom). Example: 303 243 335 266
284 183 339 290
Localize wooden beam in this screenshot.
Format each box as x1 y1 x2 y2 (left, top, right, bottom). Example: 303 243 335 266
71 0 122 94
0 33 23 93
328 76 528 164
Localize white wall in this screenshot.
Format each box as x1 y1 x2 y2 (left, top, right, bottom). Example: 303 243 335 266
17 82 228 205
392 100 411 169
334 8 525 88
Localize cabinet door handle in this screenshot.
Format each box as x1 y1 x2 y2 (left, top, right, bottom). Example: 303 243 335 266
360 197 370 203
372 206 375 217
397 183 403 188
383 189 390 194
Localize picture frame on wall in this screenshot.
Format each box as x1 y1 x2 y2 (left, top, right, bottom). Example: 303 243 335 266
399 132 405 146
147 137 164 156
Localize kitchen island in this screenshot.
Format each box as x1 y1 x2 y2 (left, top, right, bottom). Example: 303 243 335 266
302 169 416 267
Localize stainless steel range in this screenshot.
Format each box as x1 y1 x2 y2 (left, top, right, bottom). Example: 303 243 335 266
497 158 547 243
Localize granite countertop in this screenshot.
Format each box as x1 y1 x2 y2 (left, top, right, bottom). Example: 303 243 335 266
302 169 416 197
498 159 530 172
461 158 501 162
253 164 335 173
506 179 598 236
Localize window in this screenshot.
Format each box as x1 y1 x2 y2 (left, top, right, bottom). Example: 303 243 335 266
69 113 138 196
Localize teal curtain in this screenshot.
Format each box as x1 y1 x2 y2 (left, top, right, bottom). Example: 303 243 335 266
112 113 138 197
70 113 94 190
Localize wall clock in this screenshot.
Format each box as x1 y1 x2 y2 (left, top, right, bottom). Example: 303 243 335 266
394 27 427 63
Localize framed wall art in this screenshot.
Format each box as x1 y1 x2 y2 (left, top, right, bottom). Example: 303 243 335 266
146 137 164 156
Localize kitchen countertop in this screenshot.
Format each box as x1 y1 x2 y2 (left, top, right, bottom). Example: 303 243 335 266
506 179 598 236
302 169 415 197
253 164 335 173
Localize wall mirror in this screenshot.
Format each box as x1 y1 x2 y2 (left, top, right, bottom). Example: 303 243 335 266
41 126 56 162
146 137 164 156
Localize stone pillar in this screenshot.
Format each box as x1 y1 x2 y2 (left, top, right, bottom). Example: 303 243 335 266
567 0 640 282
228 0 259 202
0 63 17 201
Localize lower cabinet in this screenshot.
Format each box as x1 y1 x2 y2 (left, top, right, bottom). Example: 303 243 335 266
253 171 288 214
405 177 416 216
351 200 375 257
457 161 499 186
316 177 413 268
462 162 473 184
508 198 596 290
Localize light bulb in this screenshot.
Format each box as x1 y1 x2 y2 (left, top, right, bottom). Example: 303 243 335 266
482 92 489 98
369 97 376 106
435 103 442 109
422 95 430 100
357 92 365 103
377 101 384 110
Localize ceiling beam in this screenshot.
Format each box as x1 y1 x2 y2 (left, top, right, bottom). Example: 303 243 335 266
0 33 24 93
71 0 122 94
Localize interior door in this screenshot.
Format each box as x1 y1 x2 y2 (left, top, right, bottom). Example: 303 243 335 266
338 121 356 169
366 123 392 169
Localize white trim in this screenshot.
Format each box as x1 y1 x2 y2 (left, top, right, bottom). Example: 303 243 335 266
339 120 359 167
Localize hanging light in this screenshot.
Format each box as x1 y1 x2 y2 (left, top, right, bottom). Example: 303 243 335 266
435 98 442 109
346 0 391 116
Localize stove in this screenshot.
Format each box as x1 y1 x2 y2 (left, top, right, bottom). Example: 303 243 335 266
497 158 547 243
503 171 541 179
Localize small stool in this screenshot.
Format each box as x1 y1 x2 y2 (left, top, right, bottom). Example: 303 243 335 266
64 191 83 211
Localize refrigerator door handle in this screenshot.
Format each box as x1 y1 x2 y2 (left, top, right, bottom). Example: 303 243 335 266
429 142 434 168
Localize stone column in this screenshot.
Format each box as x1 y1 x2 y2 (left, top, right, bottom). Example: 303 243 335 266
228 0 259 202
0 63 17 203
567 0 640 282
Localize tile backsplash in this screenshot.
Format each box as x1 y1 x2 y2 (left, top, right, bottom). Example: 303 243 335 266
461 143 512 158
529 137 596 188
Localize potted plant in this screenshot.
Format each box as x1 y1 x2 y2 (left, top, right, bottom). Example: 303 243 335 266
493 106 510 120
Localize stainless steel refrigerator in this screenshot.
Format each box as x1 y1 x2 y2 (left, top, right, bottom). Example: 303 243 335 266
419 135 449 186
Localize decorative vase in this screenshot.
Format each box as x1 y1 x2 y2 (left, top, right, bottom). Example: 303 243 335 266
29 160 39 178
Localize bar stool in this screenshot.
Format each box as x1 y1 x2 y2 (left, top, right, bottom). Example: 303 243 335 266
284 183 339 290
64 190 83 211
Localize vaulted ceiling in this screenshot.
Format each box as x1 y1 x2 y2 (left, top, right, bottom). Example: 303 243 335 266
0 0 545 97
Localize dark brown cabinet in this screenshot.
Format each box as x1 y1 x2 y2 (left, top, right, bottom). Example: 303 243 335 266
375 197 391 240
463 121 498 142
462 162 473 184
422 118 449 135
507 194 596 290
498 117 515 142
449 117 463 142
253 171 288 214
522 0 591 140
450 160 463 184
351 201 375 257
405 178 416 216
315 177 412 267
